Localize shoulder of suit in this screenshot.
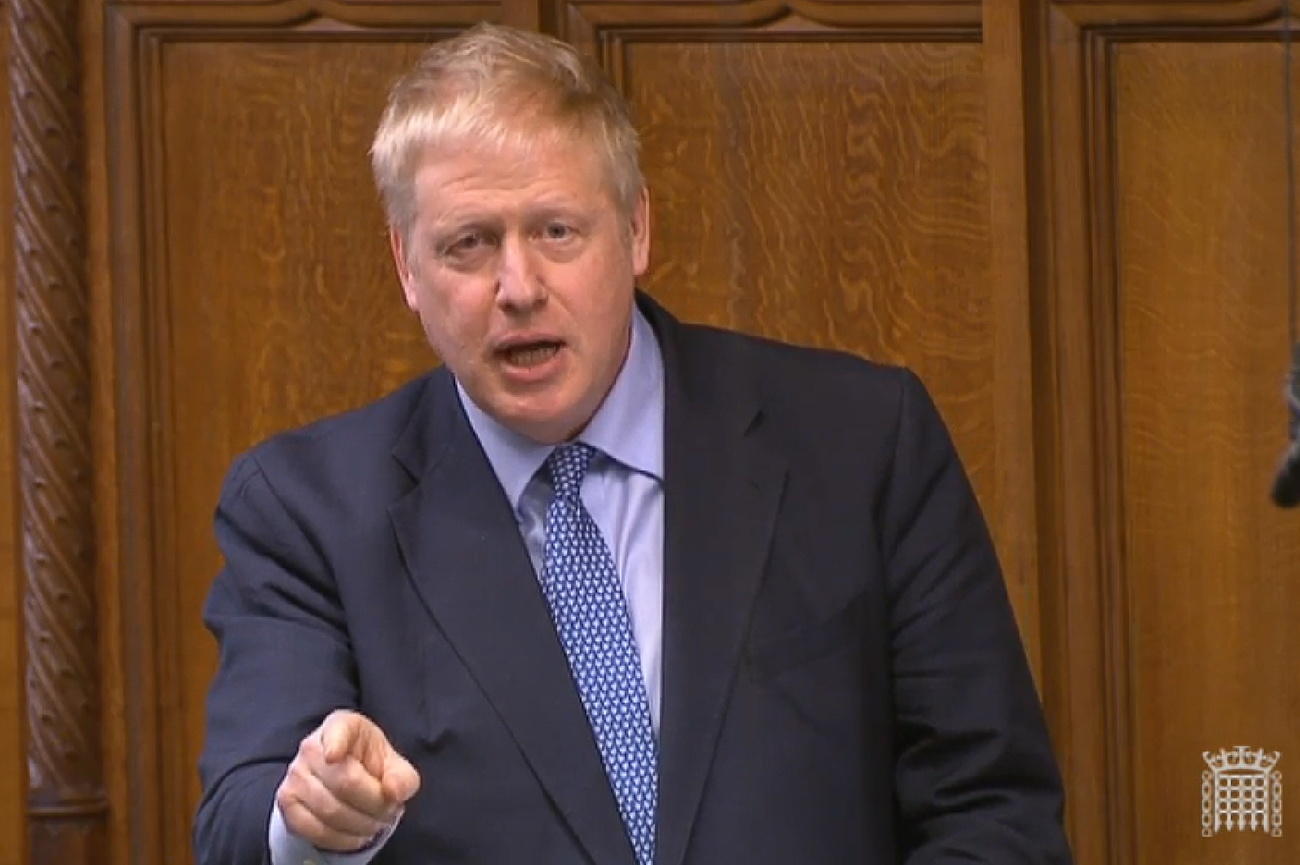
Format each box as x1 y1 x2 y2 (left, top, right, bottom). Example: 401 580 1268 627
673 318 911 398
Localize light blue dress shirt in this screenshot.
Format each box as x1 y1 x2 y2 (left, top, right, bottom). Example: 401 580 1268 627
269 308 666 865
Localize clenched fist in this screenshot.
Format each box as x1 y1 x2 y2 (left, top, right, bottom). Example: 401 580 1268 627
276 709 422 852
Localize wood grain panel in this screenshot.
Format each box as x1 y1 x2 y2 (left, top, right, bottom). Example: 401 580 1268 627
1114 39 1300 865
624 39 1007 595
150 37 435 862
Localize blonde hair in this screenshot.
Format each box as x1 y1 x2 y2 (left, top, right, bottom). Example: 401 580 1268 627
371 23 644 237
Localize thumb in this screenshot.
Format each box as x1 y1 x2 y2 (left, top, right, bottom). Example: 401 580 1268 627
381 751 421 803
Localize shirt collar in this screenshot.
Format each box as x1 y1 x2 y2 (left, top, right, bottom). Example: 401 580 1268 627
457 306 665 512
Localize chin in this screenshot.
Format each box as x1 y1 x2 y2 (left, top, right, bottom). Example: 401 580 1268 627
494 407 574 445
499 392 583 438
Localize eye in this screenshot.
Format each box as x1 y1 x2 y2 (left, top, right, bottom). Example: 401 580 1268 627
447 232 485 254
542 222 575 242
438 229 496 264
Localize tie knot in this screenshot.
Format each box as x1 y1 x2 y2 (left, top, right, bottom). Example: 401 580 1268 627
546 443 596 499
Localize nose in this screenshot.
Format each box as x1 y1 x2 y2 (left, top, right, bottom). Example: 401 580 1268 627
495 234 546 311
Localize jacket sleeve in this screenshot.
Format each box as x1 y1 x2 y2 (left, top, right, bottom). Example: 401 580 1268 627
881 369 1072 864
193 452 359 865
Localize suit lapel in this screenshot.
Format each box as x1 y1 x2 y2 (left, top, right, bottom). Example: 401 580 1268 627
388 372 636 865
643 299 787 865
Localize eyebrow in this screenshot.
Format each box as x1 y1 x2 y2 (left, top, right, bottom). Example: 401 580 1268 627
427 215 501 237
432 202 595 233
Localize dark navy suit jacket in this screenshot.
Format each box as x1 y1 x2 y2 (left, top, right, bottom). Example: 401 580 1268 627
195 294 1072 864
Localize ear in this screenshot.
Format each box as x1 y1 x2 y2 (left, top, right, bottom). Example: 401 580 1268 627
629 187 651 277
389 227 420 312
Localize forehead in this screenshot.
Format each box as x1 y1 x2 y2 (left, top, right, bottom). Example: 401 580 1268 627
410 132 616 220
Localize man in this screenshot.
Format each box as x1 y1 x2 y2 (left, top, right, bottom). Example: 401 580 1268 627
195 22 1072 865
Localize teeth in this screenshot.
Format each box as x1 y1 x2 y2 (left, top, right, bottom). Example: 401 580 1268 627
504 344 559 367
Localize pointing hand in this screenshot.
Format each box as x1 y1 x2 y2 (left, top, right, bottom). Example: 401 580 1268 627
276 709 421 852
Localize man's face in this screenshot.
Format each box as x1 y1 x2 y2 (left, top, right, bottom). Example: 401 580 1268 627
391 133 650 444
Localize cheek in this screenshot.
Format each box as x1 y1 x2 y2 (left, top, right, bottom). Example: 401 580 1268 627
414 284 487 359
416 310 452 357
590 263 636 334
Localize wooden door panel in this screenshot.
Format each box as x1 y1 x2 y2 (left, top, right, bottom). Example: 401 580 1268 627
1041 2 1300 861
1115 39 1299 865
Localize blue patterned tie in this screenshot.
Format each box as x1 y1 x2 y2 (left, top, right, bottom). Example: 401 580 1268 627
540 443 657 865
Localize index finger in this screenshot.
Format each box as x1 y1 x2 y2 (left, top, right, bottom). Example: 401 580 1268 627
319 710 365 764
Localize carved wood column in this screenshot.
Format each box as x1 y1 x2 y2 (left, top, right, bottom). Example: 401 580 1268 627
10 0 106 860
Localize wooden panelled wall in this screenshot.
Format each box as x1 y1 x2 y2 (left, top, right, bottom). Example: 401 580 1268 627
1 0 1298 863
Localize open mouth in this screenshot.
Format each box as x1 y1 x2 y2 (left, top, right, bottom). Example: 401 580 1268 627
500 342 561 368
